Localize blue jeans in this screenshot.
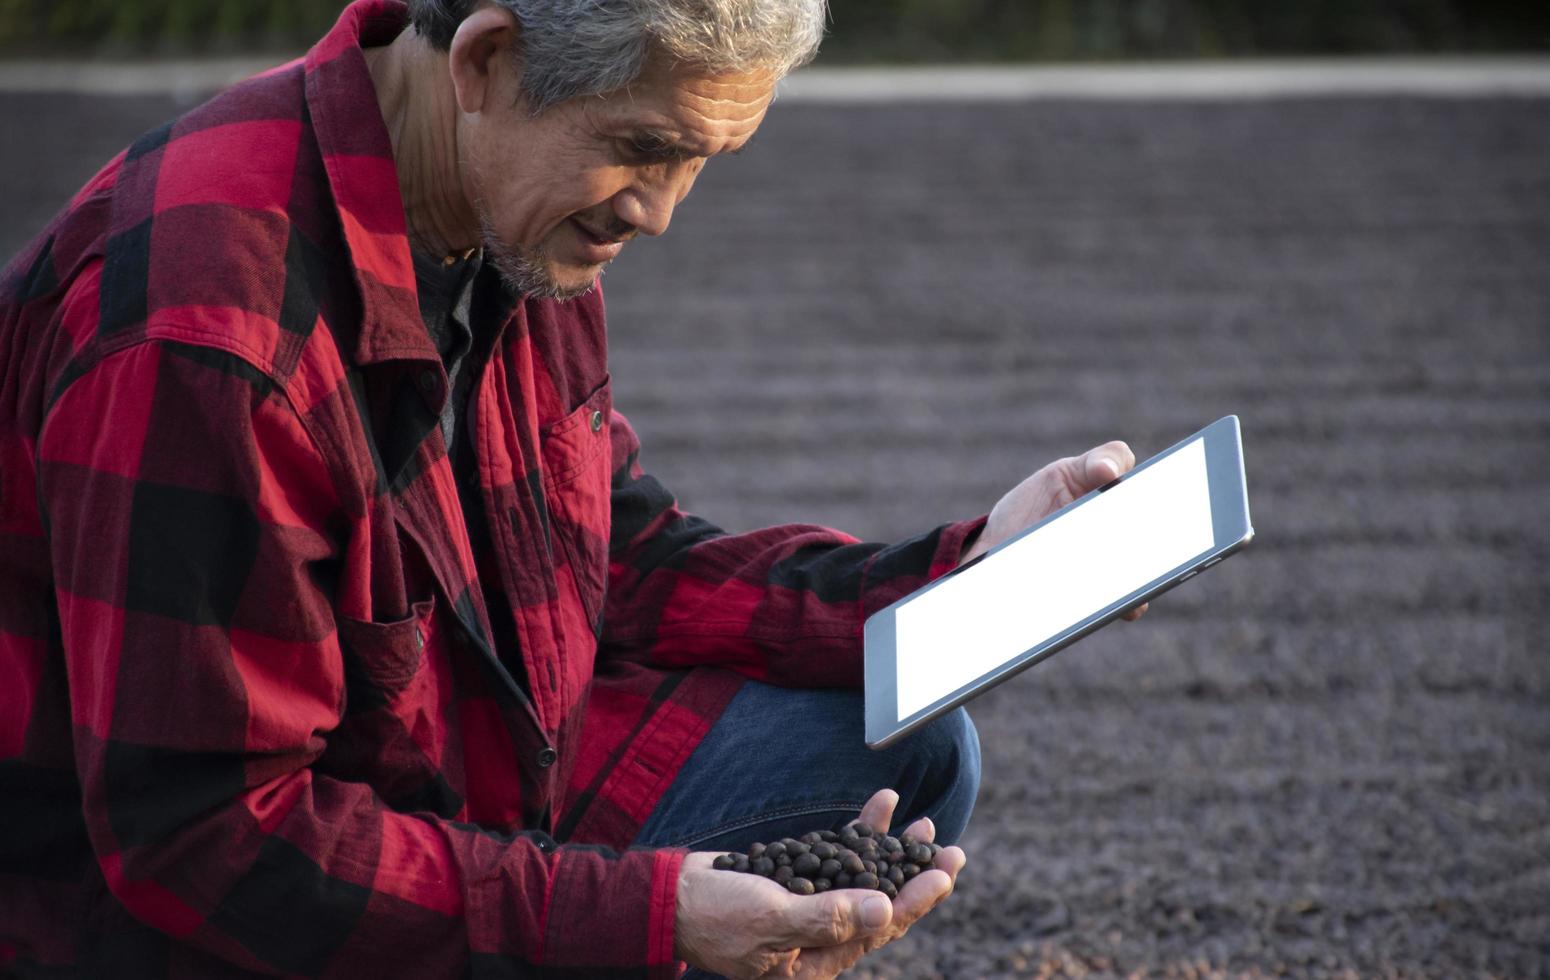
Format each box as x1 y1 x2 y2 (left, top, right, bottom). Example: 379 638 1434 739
635 679 981 852
635 681 979 979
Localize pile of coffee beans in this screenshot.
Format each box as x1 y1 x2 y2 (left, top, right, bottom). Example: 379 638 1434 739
710 823 942 898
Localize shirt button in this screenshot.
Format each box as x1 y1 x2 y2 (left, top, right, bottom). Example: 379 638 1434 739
588 409 603 433
414 627 425 651
419 370 439 393
536 747 557 768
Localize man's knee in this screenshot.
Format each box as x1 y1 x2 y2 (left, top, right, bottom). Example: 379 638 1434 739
893 707 981 845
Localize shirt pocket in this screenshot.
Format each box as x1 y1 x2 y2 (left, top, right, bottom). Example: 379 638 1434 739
326 596 460 815
540 376 613 638
335 596 435 709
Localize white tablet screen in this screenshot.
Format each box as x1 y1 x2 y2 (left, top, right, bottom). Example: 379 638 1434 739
894 438 1216 719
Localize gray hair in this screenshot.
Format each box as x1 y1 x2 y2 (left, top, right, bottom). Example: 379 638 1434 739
408 0 826 113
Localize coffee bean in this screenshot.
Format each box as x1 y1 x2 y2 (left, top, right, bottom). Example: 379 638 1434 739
711 822 938 897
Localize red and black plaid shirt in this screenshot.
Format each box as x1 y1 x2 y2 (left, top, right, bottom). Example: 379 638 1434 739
0 2 982 975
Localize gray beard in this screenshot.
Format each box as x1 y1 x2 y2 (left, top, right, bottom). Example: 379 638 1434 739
479 211 599 302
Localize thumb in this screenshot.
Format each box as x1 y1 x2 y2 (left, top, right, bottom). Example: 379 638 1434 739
1079 440 1134 491
782 891 894 948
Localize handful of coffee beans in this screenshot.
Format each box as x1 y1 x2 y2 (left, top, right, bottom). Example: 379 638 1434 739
710 822 943 898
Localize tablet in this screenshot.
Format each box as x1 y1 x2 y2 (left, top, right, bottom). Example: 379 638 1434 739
864 415 1254 749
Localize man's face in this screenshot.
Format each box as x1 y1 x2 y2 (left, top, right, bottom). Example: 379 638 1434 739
458 55 778 300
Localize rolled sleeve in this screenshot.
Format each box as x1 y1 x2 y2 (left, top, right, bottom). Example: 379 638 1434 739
602 411 990 688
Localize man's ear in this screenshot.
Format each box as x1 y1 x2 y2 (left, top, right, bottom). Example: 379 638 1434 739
448 5 521 115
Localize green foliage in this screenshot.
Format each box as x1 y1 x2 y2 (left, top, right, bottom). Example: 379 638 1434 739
0 0 348 53
0 0 1544 57
819 0 1550 62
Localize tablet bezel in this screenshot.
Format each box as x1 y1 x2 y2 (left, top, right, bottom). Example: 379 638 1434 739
863 415 1253 750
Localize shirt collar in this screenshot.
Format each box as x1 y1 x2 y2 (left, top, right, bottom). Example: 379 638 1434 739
304 0 438 368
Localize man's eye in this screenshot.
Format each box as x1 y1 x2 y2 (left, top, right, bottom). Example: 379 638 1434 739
624 136 674 162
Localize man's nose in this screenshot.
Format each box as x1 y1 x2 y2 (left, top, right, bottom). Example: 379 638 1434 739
612 187 673 238
613 168 693 238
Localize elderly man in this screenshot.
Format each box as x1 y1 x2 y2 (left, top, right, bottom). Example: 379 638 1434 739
0 0 1142 976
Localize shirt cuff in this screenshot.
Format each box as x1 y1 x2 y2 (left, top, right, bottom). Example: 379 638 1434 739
648 848 687 979
930 515 989 579
466 841 687 975
858 514 990 621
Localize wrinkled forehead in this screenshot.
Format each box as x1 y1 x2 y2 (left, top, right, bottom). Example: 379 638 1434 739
590 59 781 154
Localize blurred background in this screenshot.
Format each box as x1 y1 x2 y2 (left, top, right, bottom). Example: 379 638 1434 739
3 2 1547 978
0 0 1548 57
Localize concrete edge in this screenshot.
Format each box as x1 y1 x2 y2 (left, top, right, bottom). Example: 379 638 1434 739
1 56 1548 100
779 59 1550 101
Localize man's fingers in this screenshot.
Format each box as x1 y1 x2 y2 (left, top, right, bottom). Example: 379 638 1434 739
894 867 953 916
789 879 943 968
768 947 800 978
780 890 893 948
885 849 964 932
874 866 957 946
902 814 935 844
780 848 967 976
1089 455 1120 484
1082 440 1135 489
791 870 958 978
930 844 967 882
855 788 899 833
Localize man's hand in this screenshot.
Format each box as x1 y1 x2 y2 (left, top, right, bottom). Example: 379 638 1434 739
674 789 966 979
960 440 1149 621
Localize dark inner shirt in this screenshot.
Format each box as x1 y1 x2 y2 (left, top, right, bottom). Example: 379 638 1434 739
412 248 527 690
411 248 482 457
